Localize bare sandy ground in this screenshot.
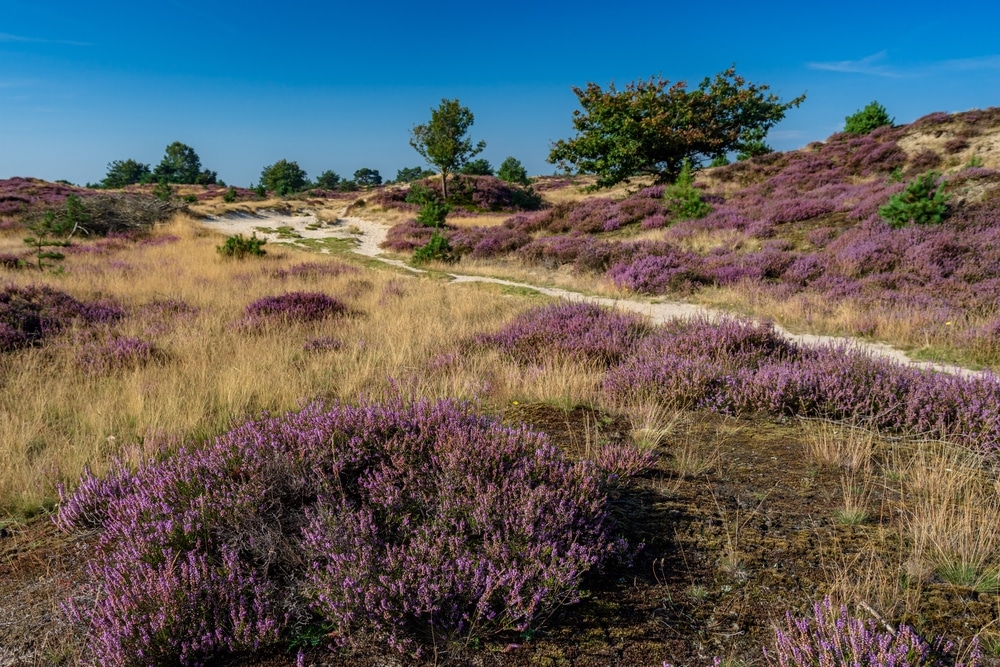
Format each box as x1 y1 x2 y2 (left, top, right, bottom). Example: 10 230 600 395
201 210 987 378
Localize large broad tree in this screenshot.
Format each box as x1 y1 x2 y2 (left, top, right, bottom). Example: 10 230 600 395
152 141 214 184
548 66 805 189
409 99 486 199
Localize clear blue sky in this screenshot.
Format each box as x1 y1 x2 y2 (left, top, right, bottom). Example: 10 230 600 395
3 0 999 186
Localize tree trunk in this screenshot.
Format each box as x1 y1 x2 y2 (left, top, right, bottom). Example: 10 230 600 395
441 170 449 200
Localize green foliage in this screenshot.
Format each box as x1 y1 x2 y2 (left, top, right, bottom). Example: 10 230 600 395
353 167 382 189
413 231 453 264
497 156 530 185
314 170 341 190
394 166 434 183
337 180 358 193
223 187 238 203
844 101 894 135
216 233 267 259
407 183 451 228
410 98 486 199
709 154 731 168
152 179 173 202
548 65 805 189
23 195 84 270
967 155 985 168
152 142 208 184
253 182 267 198
182 194 198 204
664 160 711 220
735 126 773 161
260 159 308 196
102 158 151 189
879 171 950 228
459 158 494 176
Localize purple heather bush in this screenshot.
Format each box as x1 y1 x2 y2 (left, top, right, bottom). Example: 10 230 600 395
591 443 659 485
0 284 124 352
765 596 977 667
76 335 158 375
239 291 347 328
604 315 1000 450
58 398 621 663
472 301 652 367
381 218 437 252
269 260 360 281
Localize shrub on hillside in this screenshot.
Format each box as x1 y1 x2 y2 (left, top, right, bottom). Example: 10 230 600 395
844 101 894 135
879 171 950 228
58 398 622 662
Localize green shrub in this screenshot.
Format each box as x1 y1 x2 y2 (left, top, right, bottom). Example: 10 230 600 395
182 194 198 204
497 156 530 185
223 187 238 203
216 233 267 259
664 160 711 220
152 179 173 202
879 171 949 228
844 101 894 135
413 231 453 264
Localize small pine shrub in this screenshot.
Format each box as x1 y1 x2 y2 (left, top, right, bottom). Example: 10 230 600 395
216 233 266 259
152 179 173 202
844 101 894 135
412 231 453 264
879 171 950 228
664 161 711 220
222 187 238 203
415 200 450 228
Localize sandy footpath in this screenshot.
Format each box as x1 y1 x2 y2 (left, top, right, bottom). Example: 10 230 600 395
201 210 988 378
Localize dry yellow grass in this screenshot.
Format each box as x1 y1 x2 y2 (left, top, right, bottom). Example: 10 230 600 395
0 215 554 516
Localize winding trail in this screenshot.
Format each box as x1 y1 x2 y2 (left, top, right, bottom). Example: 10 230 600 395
202 209 987 378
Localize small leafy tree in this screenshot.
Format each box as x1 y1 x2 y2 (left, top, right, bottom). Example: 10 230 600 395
314 170 341 190
153 142 206 184
548 65 805 188
353 167 382 189
102 159 151 189
664 160 711 220
459 158 494 176
260 160 308 196
497 156 530 185
409 99 486 199
879 171 949 228
844 101 894 135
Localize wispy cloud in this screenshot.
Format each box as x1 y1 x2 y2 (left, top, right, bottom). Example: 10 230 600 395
808 51 1000 78
807 51 900 77
0 32 90 47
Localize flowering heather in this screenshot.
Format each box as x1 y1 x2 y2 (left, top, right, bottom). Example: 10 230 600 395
240 291 347 328
269 260 360 281
604 315 1000 450
381 218 437 252
591 443 659 485
609 249 710 294
58 398 620 662
302 335 342 352
76 335 158 375
765 597 977 667
0 284 124 352
473 302 652 367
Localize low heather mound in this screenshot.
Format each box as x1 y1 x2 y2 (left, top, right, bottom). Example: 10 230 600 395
58 398 621 664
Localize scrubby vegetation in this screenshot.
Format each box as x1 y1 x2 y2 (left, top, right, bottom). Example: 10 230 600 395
4 105 1000 667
